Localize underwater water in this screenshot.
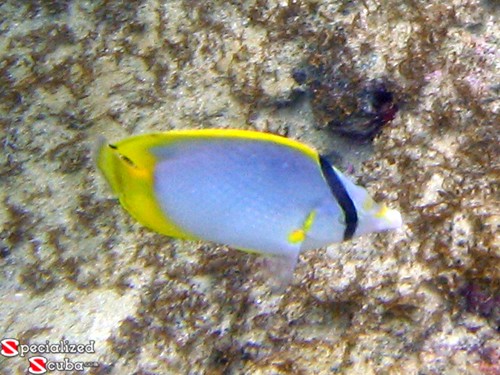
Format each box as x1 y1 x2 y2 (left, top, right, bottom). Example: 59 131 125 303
0 1 498 374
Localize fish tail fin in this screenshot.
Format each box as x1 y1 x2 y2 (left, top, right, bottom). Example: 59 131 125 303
95 137 119 194
94 135 195 240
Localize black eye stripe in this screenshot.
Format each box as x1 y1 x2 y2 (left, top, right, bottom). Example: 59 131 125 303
319 156 358 241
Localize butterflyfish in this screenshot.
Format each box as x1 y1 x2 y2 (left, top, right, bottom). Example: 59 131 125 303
96 129 402 282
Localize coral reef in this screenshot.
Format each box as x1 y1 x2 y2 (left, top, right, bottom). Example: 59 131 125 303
0 0 498 374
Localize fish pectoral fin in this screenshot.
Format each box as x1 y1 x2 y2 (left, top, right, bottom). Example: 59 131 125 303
257 247 301 292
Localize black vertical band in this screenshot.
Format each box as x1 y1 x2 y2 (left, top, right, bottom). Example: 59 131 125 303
318 156 358 240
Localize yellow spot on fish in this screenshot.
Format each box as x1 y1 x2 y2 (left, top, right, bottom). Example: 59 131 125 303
375 203 388 218
288 210 316 244
363 197 374 211
129 164 151 180
288 229 305 244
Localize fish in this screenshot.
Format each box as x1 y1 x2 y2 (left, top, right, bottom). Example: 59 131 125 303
96 129 402 284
